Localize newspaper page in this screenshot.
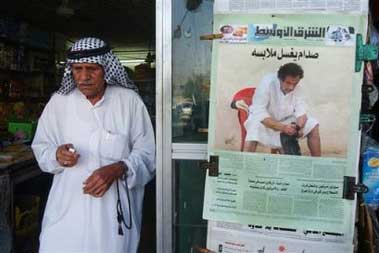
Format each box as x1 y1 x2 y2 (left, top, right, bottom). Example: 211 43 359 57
203 12 367 236
206 220 353 253
215 0 368 14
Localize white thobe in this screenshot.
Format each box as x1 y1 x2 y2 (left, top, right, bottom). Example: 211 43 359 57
245 73 318 148
32 86 155 253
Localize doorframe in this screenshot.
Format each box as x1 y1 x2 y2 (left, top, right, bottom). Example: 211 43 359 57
156 1 210 251
156 0 173 252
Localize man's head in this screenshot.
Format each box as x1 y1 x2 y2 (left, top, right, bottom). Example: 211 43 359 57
72 63 105 101
57 37 137 96
277 63 304 94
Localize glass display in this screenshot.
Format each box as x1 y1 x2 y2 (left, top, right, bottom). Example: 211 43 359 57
172 0 213 143
174 160 207 253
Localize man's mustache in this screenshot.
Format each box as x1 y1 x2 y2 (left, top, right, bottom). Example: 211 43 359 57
78 81 92 85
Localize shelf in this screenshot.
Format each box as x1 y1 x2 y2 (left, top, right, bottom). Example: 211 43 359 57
0 37 53 53
0 96 50 103
133 78 155 83
0 68 54 75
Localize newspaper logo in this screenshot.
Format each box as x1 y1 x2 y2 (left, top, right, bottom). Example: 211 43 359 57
249 24 326 41
247 23 356 47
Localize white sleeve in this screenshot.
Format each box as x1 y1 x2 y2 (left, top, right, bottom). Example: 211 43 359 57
31 96 63 174
250 75 272 122
122 99 155 188
294 86 307 118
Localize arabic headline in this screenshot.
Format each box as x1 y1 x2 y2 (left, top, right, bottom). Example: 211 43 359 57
251 48 319 61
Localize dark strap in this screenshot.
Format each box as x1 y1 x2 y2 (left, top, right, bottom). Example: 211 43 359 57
67 45 111 59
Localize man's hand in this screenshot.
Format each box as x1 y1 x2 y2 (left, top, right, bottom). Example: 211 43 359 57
56 144 80 167
82 162 126 198
281 124 297 136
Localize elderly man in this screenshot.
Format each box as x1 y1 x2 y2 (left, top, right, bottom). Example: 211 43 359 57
32 37 155 253
244 63 321 156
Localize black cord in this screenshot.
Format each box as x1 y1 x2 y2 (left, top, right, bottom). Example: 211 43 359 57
116 176 132 236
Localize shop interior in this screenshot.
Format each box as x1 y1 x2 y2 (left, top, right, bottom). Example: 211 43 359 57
0 1 156 252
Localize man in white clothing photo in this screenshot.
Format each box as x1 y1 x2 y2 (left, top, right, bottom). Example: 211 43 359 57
32 37 155 253
243 63 321 156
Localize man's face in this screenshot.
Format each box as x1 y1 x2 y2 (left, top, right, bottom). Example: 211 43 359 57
72 63 105 100
280 75 301 94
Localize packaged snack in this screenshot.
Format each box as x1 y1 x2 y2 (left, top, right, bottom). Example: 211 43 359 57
363 148 379 205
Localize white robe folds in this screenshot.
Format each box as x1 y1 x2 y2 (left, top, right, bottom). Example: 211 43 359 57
245 73 318 148
32 86 155 253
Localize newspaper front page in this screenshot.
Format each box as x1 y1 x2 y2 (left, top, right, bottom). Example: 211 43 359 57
203 11 367 240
